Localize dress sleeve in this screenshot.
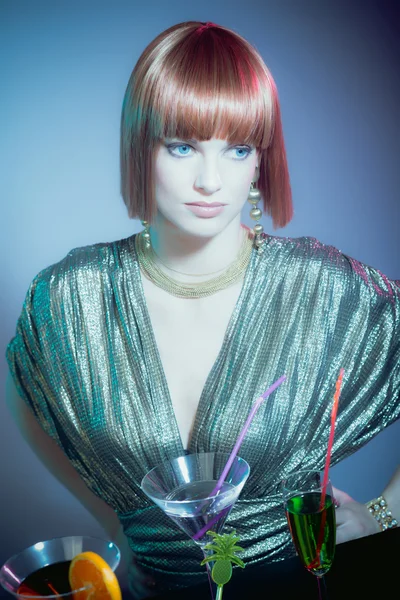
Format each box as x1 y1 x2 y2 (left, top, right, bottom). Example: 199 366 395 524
6 266 106 496
6 269 64 445
328 253 400 464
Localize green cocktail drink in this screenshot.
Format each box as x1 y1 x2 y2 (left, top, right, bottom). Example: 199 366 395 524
286 490 336 576
282 469 337 600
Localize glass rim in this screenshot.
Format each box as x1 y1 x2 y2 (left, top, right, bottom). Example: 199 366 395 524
0 535 120 599
281 468 332 493
140 451 250 505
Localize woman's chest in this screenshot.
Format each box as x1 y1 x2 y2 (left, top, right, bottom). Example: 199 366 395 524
141 281 243 448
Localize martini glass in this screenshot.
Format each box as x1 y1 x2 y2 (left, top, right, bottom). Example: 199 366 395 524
0 535 120 599
282 470 336 600
141 452 250 599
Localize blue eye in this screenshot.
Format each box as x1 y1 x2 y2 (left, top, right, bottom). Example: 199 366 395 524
176 145 191 155
233 147 252 160
167 144 192 157
165 142 253 160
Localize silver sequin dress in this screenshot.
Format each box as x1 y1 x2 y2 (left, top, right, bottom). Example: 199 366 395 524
6 233 400 598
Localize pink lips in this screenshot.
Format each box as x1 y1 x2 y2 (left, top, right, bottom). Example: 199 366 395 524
185 201 226 218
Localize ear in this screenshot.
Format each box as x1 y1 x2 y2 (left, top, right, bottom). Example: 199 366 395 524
253 164 260 183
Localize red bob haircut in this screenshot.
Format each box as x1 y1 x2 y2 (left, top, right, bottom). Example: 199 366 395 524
120 21 293 229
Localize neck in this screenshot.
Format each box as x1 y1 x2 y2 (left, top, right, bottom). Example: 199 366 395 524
149 214 246 281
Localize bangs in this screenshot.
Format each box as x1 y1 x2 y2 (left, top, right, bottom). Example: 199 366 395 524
150 29 274 148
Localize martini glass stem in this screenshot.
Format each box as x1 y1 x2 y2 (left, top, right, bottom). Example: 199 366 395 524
316 575 329 600
203 554 216 600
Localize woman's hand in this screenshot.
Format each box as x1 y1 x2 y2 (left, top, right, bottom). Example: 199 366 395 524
333 486 381 544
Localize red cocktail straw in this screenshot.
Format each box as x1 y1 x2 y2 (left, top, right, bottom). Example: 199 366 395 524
319 368 344 511
312 368 344 567
211 374 287 497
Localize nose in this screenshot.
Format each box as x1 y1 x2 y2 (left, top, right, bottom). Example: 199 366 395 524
194 159 222 195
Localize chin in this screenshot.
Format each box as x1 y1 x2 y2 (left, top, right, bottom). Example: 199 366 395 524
171 215 236 239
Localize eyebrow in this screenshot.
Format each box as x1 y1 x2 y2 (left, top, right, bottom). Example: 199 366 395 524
166 138 236 145
165 137 198 143
164 138 254 148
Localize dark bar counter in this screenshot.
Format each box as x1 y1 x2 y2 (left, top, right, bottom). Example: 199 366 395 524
153 527 399 600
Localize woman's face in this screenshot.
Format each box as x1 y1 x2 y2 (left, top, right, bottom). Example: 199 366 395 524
153 137 259 237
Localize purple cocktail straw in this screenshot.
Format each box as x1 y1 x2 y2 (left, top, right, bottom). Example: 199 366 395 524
192 375 287 542
211 374 287 496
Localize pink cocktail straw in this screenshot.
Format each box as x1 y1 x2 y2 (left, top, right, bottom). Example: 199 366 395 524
211 374 287 497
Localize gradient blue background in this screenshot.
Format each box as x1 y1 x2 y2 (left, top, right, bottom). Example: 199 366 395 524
1 0 399 579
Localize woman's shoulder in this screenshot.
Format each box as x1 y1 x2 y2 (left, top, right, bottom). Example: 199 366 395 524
259 234 350 279
33 235 134 282
47 235 133 275
263 233 344 263
26 235 136 308
261 233 400 301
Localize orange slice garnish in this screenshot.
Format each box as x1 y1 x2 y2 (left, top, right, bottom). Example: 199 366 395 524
69 551 122 600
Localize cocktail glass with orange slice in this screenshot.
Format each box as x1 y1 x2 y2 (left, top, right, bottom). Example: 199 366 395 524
0 535 121 600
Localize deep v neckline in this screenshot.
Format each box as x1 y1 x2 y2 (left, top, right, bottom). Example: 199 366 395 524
129 233 257 456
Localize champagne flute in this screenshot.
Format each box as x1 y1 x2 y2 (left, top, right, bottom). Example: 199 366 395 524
282 469 336 600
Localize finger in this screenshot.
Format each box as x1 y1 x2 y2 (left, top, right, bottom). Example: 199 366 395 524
335 522 350 544
332 486 354 505
332 490 340 508
334 506 348 526
335 510 363 544
335 513 380 544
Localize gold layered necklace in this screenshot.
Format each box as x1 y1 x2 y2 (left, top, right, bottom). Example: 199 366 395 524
135 228 254 299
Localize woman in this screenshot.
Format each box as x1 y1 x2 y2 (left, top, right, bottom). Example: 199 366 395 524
6 20 399 599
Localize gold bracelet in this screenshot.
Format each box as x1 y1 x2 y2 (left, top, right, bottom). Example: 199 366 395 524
366 495 398 531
